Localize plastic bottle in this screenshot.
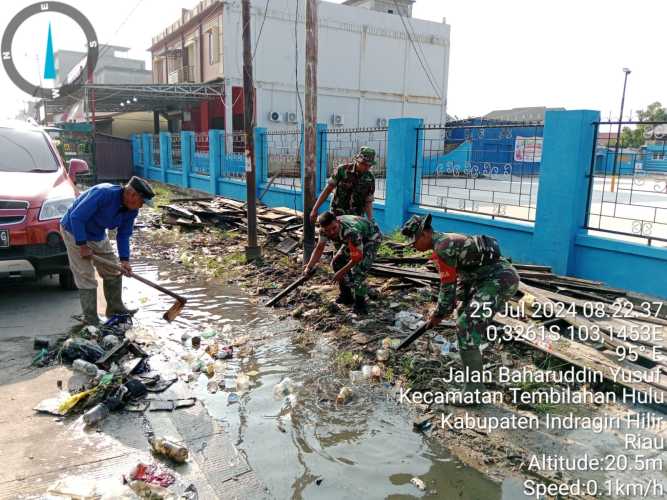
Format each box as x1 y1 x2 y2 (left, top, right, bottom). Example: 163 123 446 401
72 359 99 377
236 373 250 391
149 437 189 463
376 349 390 362
273 377 294 398
336 387 353 404
83 403 109 426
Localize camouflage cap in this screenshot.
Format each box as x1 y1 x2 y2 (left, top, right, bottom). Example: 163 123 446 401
355 146 376 166
401 214 432 243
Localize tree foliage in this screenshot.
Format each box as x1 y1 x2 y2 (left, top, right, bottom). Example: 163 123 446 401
618 102 667 148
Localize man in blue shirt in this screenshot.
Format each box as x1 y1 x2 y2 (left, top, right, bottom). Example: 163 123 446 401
60 176 154 325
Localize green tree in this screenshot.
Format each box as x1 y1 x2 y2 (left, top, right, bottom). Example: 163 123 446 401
618 102 667 148
621 126 643 148
636 101 667 122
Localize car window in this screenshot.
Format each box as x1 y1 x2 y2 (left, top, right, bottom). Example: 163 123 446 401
0 128 59 172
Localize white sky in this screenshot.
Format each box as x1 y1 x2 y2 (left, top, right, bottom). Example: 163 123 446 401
0 0 663 120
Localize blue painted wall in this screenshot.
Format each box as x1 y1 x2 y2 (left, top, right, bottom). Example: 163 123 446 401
131 112 667 299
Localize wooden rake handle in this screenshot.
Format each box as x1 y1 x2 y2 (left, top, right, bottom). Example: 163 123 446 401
91 255 187 304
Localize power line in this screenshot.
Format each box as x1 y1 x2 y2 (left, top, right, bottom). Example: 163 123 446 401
392 0 442 101
401 2 441 97
252 0 271 62
96 0 146 63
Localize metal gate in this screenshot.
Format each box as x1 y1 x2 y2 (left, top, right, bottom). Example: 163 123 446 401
94 133 133 181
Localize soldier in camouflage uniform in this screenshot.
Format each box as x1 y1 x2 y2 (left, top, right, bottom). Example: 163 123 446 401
304 211 382 314
309 146 376 224
401 214 520 401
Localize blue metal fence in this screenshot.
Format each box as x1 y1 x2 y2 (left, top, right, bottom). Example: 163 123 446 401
131 112 667 299
414 122 544 222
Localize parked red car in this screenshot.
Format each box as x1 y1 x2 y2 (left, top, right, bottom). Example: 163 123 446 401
0 121 89 289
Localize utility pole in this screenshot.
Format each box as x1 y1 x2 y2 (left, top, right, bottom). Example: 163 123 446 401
611 67 631 193
242 0 261 261
303 0 318 261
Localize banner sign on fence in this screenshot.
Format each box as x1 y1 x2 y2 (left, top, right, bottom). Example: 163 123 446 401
514 136 543 162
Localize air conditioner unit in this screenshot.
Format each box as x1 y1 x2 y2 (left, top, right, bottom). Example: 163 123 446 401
376 117 388 127
268 111 282 122
331 114 344 126
285 112 298 123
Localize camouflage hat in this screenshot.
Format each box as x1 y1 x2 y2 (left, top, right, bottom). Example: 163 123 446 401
401 214 432 243
355 146 376 166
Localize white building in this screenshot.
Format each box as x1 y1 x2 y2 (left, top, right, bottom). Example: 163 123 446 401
150 0 450 132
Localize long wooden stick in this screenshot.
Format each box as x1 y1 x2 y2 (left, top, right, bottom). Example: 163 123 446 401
91 255 187 304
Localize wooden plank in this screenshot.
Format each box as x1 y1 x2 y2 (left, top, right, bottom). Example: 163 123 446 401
371 263 440 282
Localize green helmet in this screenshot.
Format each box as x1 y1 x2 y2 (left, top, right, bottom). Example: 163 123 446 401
356 146 376 166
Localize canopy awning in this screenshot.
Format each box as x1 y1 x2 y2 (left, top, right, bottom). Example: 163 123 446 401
43 82 225 115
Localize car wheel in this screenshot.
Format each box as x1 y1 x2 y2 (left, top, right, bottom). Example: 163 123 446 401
59 270 77 290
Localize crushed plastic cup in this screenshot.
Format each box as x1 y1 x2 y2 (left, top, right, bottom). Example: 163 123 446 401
361 365 373 379
201 329 218 339
273 377 295 398
236 373 251 391
349 370 363 383
228 392 239 404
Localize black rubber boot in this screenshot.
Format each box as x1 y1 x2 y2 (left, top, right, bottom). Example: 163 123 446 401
79 289 101 326
103 276 138 317
336 283 354 305
449 345 486 406
353 295 368 315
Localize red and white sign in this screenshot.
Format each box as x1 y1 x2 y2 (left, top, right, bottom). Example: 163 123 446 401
514 136 543 162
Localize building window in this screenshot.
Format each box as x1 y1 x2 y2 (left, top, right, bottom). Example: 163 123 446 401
208 27 220 65
388 9 393 13
654 153 665 160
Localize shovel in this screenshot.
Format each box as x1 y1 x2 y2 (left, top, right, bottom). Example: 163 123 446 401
265 269 315 307
91 255 187 322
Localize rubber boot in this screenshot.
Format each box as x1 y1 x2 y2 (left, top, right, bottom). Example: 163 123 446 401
448 345 486 406
103 276 138 317
79 289 101 326
335 283 354 305
353 295 368 315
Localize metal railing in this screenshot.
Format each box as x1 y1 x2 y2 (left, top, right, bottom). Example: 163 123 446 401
318 127 388 201
261 129 302 190
220 131 246 180
152 135 160 166
171 134 182 168
585 121 667 247
167 65 195 84
413 122 544 222
195 132 209 153
135 138 143 165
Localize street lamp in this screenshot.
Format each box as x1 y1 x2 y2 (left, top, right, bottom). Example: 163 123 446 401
611 67 631 192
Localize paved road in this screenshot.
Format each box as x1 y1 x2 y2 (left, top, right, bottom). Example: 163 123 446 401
0 276 79 340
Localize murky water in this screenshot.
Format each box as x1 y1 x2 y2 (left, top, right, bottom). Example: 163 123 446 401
124 260 525 499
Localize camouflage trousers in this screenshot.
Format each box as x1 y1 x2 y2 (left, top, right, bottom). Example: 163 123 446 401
331 240 379 300
455 260 519 349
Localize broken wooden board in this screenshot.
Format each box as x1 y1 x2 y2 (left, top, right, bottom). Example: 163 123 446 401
370 263 440 282
275 237 299 255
